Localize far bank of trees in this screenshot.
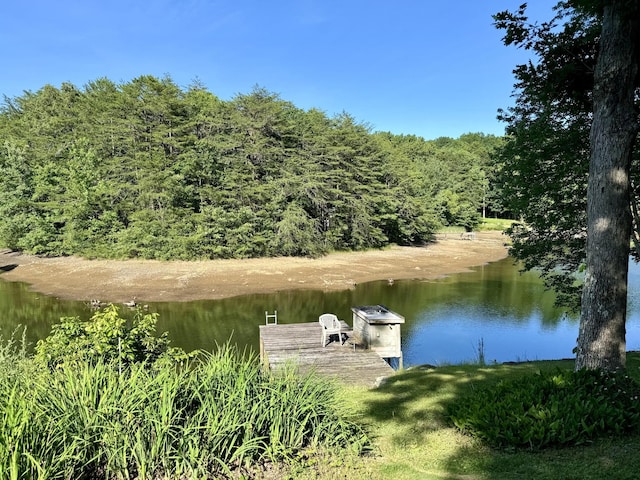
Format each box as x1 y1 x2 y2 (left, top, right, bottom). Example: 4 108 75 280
0 77 504 260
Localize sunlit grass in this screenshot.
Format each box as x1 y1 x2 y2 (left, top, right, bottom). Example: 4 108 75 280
337 357 640 479
437 217 515 234
5 321 640 479
478 217 516 231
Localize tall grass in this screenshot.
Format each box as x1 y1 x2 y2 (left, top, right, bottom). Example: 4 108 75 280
0 343 369 479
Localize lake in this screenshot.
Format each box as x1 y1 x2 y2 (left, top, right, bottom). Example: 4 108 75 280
1 256 640 366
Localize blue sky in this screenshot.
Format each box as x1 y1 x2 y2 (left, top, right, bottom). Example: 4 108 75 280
1 1 558 140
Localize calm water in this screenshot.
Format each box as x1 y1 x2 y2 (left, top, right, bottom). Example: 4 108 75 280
2 257 640 366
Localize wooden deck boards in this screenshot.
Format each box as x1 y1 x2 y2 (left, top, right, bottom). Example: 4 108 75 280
259 321 395 388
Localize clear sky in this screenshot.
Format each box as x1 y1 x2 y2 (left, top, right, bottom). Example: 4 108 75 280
1 1 558 140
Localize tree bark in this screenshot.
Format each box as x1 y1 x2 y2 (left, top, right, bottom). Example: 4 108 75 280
576 0 639 371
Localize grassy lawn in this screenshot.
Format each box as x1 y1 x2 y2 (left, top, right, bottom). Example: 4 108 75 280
478 217 516 231
438 218 516 234
312 353 640 480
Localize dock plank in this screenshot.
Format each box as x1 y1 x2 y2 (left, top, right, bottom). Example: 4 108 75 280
259 322 394 388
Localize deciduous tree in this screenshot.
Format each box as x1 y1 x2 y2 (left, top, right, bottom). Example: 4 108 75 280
577 0 639 370
495 0 640 370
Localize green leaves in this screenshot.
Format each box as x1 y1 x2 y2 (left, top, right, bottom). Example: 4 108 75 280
0 340 369 478
0 78 501 260
448 368 640 450
34 304 187 369
493 3 610 309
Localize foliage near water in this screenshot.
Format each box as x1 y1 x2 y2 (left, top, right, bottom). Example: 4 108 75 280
447 368 640 450
6 307 640 479
34 304 192 369
0 308 369 479
0 78 504 260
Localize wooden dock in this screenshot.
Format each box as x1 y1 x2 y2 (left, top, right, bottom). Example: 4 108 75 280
259 321 395 388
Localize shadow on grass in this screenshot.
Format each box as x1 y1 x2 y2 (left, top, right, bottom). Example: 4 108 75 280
363 362 541 443
358 356 640 480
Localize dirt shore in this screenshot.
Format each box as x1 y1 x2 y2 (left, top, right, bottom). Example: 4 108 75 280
0 232 509 303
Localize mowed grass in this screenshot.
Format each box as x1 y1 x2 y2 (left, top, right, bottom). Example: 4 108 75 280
321 353 640 480
478 217 516 231
437 217 516 234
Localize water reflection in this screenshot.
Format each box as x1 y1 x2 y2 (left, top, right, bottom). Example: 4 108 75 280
1 257 640 366
0 281 89 348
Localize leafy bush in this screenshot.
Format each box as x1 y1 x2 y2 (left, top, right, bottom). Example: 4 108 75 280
34 304 191 369
448 368 640 450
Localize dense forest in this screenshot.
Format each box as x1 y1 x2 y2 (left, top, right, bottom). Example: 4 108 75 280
0 75 504 260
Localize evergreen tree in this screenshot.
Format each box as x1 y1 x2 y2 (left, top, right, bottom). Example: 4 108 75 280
0 77 498 260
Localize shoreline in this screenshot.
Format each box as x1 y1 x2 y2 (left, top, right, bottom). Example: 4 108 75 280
0 231 509 303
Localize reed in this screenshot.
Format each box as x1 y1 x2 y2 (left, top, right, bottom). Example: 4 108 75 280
0 341 369 479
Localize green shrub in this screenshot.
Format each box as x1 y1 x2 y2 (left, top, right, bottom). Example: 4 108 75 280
447 368 640 450
34 304 191 369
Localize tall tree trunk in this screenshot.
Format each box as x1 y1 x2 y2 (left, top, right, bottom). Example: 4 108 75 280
576 0 639 371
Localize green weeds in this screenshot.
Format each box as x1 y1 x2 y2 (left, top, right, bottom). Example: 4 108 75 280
0 342 369 479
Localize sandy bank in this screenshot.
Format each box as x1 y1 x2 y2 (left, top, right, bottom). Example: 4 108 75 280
0 231 509 303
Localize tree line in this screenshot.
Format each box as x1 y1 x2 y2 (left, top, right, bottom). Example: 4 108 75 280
0 77 503 260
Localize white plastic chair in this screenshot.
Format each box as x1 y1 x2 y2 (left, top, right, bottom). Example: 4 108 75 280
319 313 342 347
